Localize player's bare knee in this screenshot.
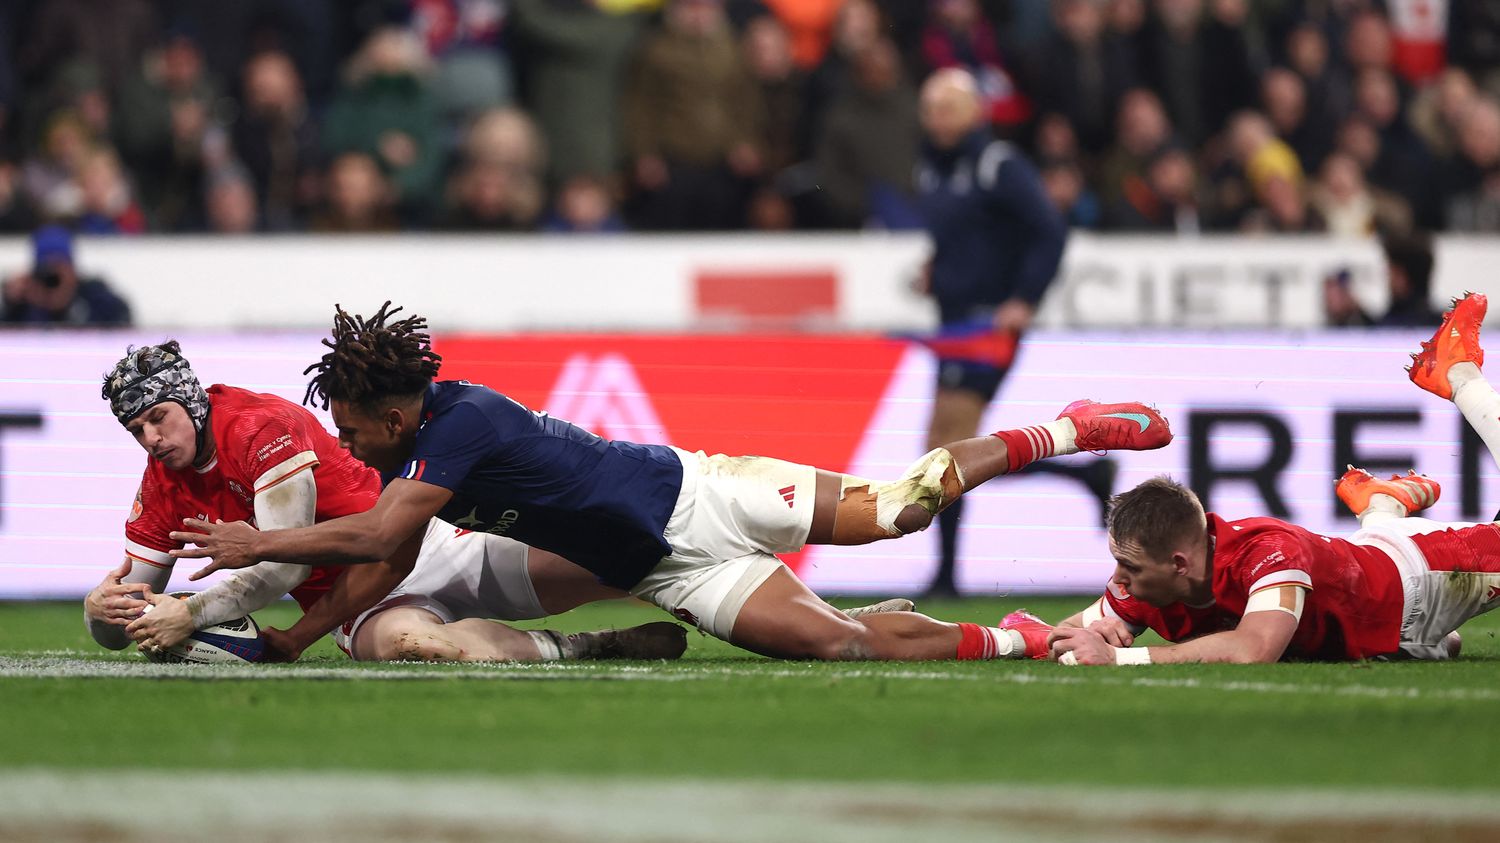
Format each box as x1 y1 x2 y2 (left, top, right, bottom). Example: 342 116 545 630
831 451 963 543
893 503 933 533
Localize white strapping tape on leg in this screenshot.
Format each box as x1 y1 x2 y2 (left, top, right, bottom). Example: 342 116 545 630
863 448 962 536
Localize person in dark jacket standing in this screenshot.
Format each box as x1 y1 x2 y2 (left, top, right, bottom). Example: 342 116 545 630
913 68 1068 597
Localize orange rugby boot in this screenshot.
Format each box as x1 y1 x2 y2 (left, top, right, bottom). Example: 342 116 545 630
1335 466 1441 516
999 609 1054 660
1056 400 1173 453
1408 292 1486 400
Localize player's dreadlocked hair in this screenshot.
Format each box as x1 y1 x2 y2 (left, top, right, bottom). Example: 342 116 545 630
303 302 443 412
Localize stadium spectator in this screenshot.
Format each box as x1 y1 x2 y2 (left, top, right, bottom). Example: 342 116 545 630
1377 233 1439 327
203 165 261 234
1138 0 1258 148
1311 150 1412 238
509 0 647 183
542 174 627 233
231 50 320 232
20 110 91 221
1241 172 1326 234
447 107 547 228
801 0 884 156
622 0 764 230
1040 158 1102 229
441 161 533 231
1098 88 1174 206
1262 66 1334 173
1033 111 1083 162
1027 0 1136 153
812 37 919 229
322 27 443 221
742 15 806 180
913 68 1070 597
0 225 130 326
1109 143 1203 233
311 151 399 233
1408 67 1478 162
407 0 514 125
74 148 146 235
1282 21 1350 137
1104 0 1148 69
1322 268 1374 327
114 26 228 232
1344 9 1397 78
921 0 1032 130
1441 96 1500 232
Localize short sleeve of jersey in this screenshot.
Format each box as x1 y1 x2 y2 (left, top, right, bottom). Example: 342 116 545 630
1099 581 1151 635
123 472 178 569
399 400 504 491
233 411 319 494
1235 535 1314 599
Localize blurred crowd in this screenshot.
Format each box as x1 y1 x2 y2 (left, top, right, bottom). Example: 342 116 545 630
0 0 1494 237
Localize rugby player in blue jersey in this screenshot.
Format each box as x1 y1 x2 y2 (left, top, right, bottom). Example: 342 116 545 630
172 303 1172 662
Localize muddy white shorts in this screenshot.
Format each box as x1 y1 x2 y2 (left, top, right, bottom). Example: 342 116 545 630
1348 517 1500 659
333 518 547 654
629 448 818 640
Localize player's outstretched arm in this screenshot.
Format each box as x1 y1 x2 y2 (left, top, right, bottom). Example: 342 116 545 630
169 479 452 578
1052 607 1297 666
266 528 425 662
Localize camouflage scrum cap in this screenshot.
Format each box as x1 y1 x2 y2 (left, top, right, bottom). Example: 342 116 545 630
100 341 210 432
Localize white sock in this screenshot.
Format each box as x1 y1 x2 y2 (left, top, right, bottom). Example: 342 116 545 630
1042 418 1078 456
1451 369 1500 471
526 630 565 661
1358 494 1407 527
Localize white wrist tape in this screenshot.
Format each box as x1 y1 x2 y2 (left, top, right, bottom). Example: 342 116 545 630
1113 647 1152 665
1058 651 1078 666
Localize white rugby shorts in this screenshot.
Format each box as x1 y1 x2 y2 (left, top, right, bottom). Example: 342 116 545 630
629 448 817 640
1348 516 1500 658
334 518 547 654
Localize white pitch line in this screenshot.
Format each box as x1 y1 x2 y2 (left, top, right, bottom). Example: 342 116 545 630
1 770 1497 843
3 654 1499 702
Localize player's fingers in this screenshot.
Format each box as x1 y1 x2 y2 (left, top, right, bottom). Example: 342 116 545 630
169 543 212 557
187 561 223 581
108 558 132 581
181 517 214 532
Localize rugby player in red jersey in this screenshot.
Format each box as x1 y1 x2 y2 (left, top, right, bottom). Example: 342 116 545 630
85 341 689 662
171 304 1172 663
1038 292 1500 665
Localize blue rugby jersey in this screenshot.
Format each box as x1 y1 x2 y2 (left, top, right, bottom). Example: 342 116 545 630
389 381 683 589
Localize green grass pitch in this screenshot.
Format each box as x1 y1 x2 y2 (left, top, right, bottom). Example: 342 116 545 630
4 596 1499 841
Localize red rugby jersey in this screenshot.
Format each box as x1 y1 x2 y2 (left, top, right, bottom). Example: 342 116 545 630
1104 514 1406 660
123 385 380 610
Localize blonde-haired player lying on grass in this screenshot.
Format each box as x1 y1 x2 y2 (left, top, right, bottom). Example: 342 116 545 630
998 293 1500 665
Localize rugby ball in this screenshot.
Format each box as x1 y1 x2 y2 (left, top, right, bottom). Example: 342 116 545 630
140 593 266 664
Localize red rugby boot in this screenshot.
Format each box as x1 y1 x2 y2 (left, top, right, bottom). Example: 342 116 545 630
1335 466 1441 516
1057 400 1173 453
1409 292 1486 400
1000 609 1054 660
